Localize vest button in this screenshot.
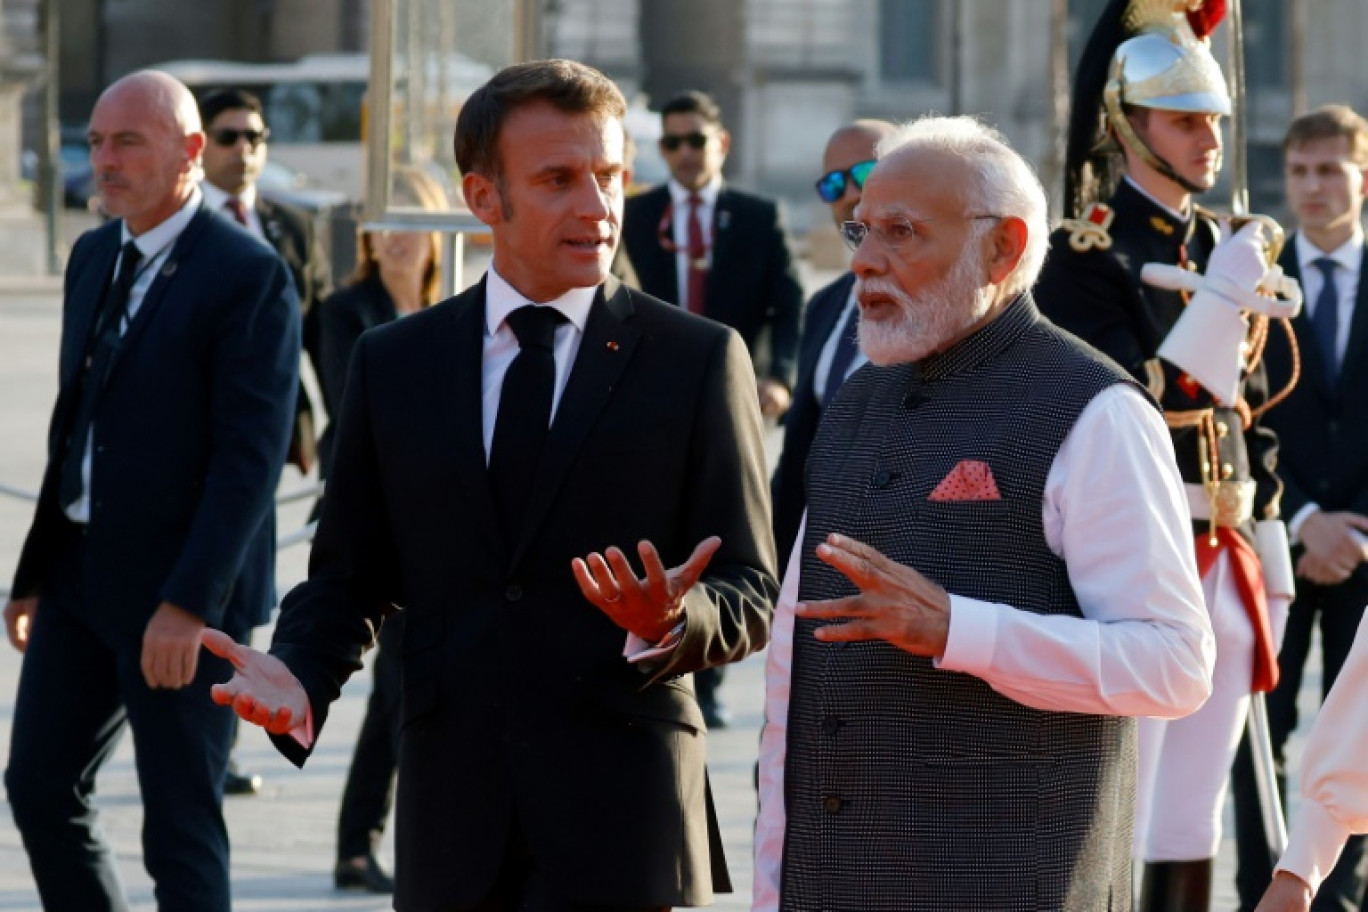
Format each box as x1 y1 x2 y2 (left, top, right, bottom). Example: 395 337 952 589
823 795 844 814
871 469 892 489
823 716 841 736
505 584 523 602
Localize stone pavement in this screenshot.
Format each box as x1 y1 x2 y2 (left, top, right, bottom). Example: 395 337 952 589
0 278 1323 910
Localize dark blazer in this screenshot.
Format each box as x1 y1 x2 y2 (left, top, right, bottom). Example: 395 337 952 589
621 184 804 385
258 196 332 474
267 277 777 911
10 206 300 636
315 275 398 474
1264 239 1368 518
771 271 856 564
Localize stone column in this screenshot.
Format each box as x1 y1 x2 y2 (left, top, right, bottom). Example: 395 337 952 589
0 0 46 275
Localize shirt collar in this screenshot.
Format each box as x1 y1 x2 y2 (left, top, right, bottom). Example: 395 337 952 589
121 185 202 256
1297 225 1364 275
484 266 596 338
667 176 722 208
200 181 257 215
1122 175 1191 223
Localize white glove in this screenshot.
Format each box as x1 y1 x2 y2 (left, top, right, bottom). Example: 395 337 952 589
1206 220 1269 291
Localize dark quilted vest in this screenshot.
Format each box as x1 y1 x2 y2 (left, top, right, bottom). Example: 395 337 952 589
782 295 1141 911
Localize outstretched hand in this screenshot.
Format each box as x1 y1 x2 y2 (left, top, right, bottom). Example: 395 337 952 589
1254 871 1313 912
795 533 951 657
572 536 720 642
202 628 309 735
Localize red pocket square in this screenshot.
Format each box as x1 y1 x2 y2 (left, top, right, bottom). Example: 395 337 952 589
929 460 1001 502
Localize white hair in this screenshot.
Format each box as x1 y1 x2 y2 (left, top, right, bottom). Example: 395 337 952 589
875 115 1049 296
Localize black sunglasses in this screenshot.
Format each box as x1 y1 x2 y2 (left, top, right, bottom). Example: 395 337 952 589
815 160 877 203
660 131 709 152
209 127 270 149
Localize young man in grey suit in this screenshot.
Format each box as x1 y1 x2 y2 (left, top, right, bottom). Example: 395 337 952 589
1233 103 1368 912
205 59 776 912
3 71 299 912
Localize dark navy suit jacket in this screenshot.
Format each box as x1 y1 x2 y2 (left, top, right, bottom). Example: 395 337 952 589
11 205 300 636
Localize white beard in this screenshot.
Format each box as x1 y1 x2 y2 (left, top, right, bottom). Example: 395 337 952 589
856 245 995 365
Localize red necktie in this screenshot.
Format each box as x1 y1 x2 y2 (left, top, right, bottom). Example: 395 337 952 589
225 197 249 227
686 193 708 315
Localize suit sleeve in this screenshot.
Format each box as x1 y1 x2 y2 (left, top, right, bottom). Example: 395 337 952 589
761 202 805 387
651 328 778 682
268 334 402 765
159 253 301 625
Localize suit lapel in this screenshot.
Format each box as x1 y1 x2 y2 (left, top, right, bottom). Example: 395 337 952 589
1279 242 1333 399
705 188 737 305
510 279 640 568
256 199 289 253
644 188 678 300
61 230 121 389
1334 242 1368 398
103 206 213 389
440 280 504 559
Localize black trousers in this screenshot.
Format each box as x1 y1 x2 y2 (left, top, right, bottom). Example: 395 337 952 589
470 822 669 912
3 525 236 912
336 610 404 860
1232 571 1368 912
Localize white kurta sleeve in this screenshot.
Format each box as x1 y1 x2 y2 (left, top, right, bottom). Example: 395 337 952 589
938 384 1215 718
753 524 804 912
1276 612 1368 894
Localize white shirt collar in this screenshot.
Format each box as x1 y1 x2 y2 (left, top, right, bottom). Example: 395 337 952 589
1297 225 1364 275
483 267 597 338
121 185 202 256
667 175 722 209
200 181 258 216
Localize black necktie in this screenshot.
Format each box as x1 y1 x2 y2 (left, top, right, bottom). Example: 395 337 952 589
60 240 143 510
821 302 860 410
489 305 565 546
1312 257 1340 384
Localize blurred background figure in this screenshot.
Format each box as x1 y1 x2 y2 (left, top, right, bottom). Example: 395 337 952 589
620 88 803 729
1233 103 1368 912
319 165 447 894
198 87 334 798
770 118 894 566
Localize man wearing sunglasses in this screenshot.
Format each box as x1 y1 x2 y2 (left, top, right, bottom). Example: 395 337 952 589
199 87 331 480
198 88 333 798
621 91 803 419
621 89 802 729
771 119 894 565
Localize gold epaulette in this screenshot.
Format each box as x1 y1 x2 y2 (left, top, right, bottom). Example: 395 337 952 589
1059 202 1115 253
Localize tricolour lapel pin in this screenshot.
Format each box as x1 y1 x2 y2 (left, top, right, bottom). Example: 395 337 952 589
606 340 620 351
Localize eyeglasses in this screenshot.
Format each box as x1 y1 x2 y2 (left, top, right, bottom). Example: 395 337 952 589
840 214 1003 251
209 128 270 149
660 131 709 152
815 160 876 203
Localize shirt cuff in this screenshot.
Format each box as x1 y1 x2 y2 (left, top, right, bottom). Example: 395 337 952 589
288 702 315 750
1278 799 1353 895
935 594 998 673
1289 503 1321 545
623 617 687 664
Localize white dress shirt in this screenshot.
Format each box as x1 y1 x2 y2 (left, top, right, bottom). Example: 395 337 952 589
667 177 721 307
753 382 1215 911
200 181 267 242
1277 610 1368 894
810 284 867 405
480 267 596 460
1288 228 1365 540
66 187 203 523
